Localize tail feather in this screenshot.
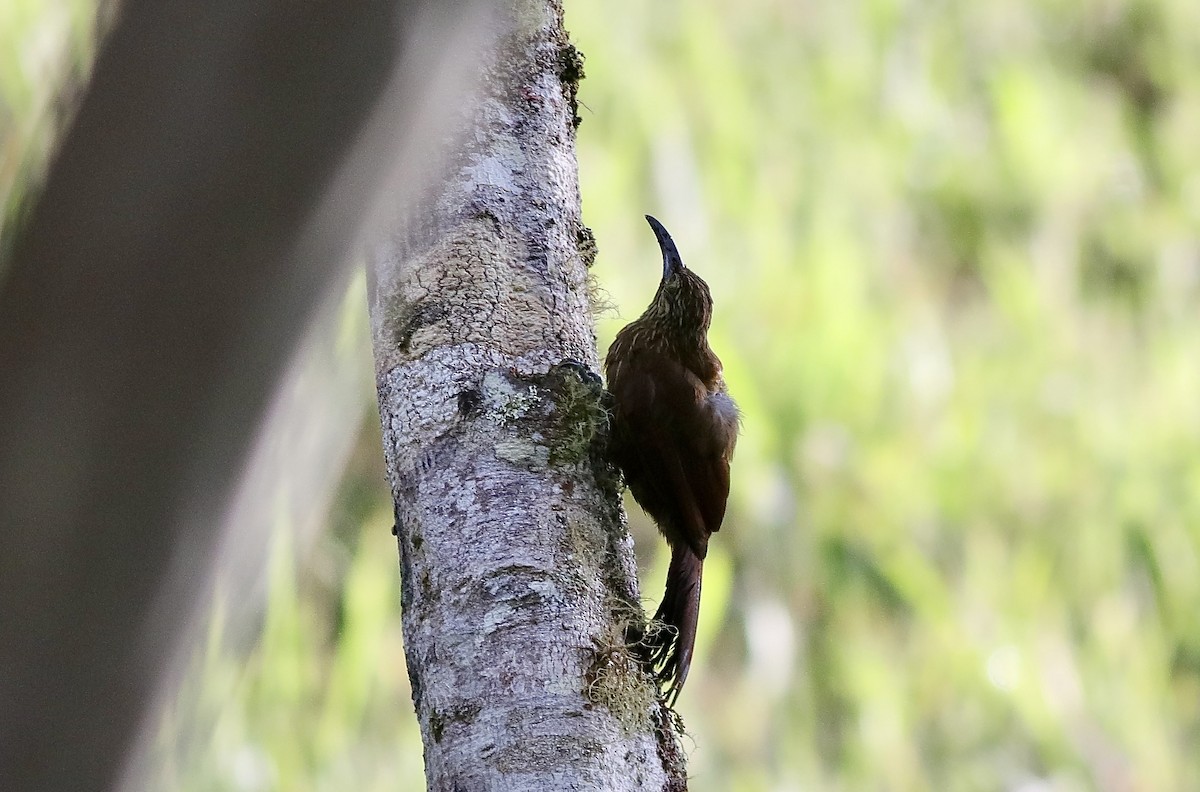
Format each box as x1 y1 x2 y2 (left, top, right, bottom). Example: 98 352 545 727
646 546 703 704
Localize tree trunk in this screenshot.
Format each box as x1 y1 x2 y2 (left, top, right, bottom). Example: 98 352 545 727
366 1 687 789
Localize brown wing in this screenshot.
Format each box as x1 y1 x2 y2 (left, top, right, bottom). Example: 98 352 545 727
607 345 732 559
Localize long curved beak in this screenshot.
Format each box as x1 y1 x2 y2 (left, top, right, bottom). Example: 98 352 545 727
645 214 685 280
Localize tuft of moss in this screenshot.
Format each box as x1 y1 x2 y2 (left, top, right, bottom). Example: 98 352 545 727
576 223 598 268
541 361 608 466
584 640 655 735
556 41 586 129
557 42 586 85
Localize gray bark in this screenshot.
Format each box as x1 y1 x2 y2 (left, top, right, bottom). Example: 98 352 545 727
367 2 687 789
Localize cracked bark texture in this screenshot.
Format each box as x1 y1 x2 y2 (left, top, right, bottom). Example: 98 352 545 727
366 1 688 790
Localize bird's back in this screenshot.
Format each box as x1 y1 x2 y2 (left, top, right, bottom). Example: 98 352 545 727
605 321 736 556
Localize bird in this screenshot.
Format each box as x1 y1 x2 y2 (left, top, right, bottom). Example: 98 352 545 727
604 215 739 704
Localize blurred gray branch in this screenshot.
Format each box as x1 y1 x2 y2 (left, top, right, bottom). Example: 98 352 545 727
0 1 487 789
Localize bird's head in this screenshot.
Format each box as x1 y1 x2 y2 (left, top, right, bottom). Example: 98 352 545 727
644 215 713 335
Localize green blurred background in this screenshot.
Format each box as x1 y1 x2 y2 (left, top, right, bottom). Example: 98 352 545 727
4 0 1200 789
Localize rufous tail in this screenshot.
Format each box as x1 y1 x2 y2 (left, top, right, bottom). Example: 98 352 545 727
646 545 703 705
